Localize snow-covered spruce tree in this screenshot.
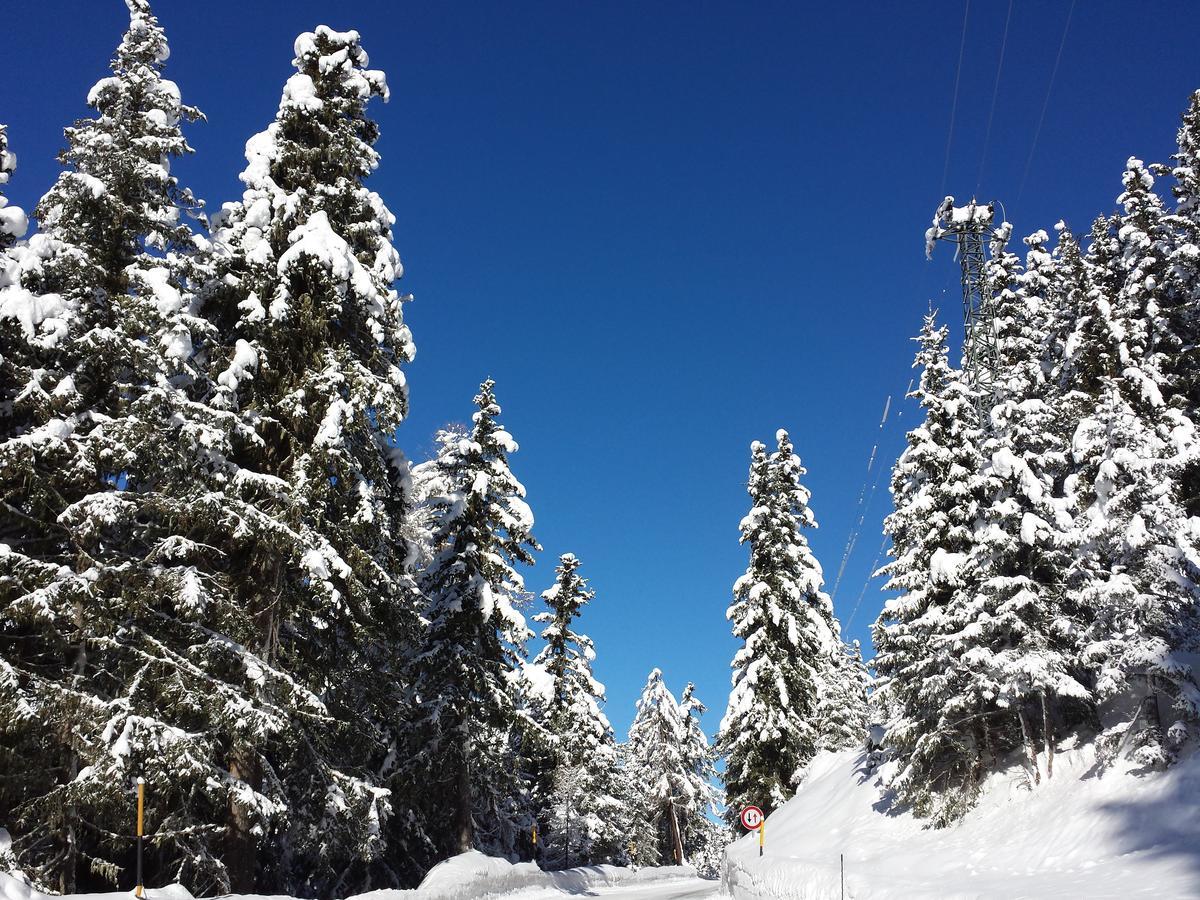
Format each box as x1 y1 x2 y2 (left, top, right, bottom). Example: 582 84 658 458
531 553 623 868
0 126 25 252
676 682 724 866
952 225 1091 787
0 122 31 425
613 742 657 866
407 380 540 858
626 670 717 867
719 430 837 820
1163 90 1200 421
0 6 285 893
203 25 421 892
816 639 871 752
872 313 990 824
1060 159 1200 768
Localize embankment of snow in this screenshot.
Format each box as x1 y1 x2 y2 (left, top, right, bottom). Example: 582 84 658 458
722 744 1200 900
361 850 698 900
1 851 697 900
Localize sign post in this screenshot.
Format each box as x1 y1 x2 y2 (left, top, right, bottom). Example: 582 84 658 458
739 805 765 858
135 778 145 898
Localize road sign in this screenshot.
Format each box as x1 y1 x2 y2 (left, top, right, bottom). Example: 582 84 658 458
740 805 764 831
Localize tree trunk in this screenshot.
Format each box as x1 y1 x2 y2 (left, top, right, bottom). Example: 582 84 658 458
225 747 261 892
667 802 684 867
1041 692 1054 780
453 726 473 854
1018 706 1041 786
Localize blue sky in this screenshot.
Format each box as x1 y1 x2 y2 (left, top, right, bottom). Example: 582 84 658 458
4 1 1199 739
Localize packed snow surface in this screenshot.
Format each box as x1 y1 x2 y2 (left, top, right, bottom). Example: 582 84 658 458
0 853 702 900
722 746 1200 900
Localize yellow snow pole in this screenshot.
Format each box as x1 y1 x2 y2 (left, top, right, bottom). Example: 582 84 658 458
135 779 145 897
758 820 764 857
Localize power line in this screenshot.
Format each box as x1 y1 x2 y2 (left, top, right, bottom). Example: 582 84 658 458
976 0 1014 195
830 395 893 601
1016 0 1076 204
939 0 972 199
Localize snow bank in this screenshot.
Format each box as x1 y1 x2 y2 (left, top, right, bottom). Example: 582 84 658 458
359 851 698 900
721 746 1200 900
0 852 697 900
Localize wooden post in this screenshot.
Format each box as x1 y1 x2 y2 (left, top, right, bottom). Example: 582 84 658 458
135 779 145 898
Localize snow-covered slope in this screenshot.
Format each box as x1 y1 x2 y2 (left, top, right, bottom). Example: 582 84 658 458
722 746 1200 900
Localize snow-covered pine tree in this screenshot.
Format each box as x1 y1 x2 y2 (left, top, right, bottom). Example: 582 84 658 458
1062 158 1200 768
613 742 657 867
676 683 723 863
953 225 1091 787
720 430 835 820
872 313 990 824
626 669 690 866
0 126 25 251
0 122 31 422
0 6 282 892
408 380 540 858
531 553 622 868
203 24 421 891
1162 91 1200 518
816 639 871 752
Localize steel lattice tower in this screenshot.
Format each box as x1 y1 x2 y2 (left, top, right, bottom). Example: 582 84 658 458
926 197 1001 407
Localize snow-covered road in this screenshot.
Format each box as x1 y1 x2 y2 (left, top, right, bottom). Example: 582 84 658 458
581 877 719 900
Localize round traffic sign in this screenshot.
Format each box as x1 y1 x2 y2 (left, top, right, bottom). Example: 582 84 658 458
740 805 764 830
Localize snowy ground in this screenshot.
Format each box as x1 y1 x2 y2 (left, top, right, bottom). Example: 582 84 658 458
722 744 1200 900
0 852 711 900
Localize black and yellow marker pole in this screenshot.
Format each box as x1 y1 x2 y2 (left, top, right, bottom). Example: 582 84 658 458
758 820 764 857
135 778 145 898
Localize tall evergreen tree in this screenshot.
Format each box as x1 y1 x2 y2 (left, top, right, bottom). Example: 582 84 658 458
626 670 715 867
956 225 1090 786
0 5 266 891
408 380 540 857
531 553 622 868
677 682 723 863
1062 159 1200 767
204 25 420 892
873 314 990 824
0 126 25 251
816 639 871 752
720 430 836 820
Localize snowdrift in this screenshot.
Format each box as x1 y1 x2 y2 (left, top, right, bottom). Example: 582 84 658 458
0 851 697 900
722 745 1200 900
360 851 698 900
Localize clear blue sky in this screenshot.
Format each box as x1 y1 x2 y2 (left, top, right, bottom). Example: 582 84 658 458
4 1 1199 739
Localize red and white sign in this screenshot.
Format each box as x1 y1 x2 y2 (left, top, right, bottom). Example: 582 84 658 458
739 805 764 830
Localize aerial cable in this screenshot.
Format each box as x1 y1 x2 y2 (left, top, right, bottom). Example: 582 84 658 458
976 0 1014 195
845 534 890 632
844 397 910 631
830 393 894 602
939 0 972 199
1016 0 1076 204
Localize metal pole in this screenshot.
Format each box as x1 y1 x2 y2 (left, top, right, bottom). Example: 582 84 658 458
136 778 145 898
841 853 844 899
